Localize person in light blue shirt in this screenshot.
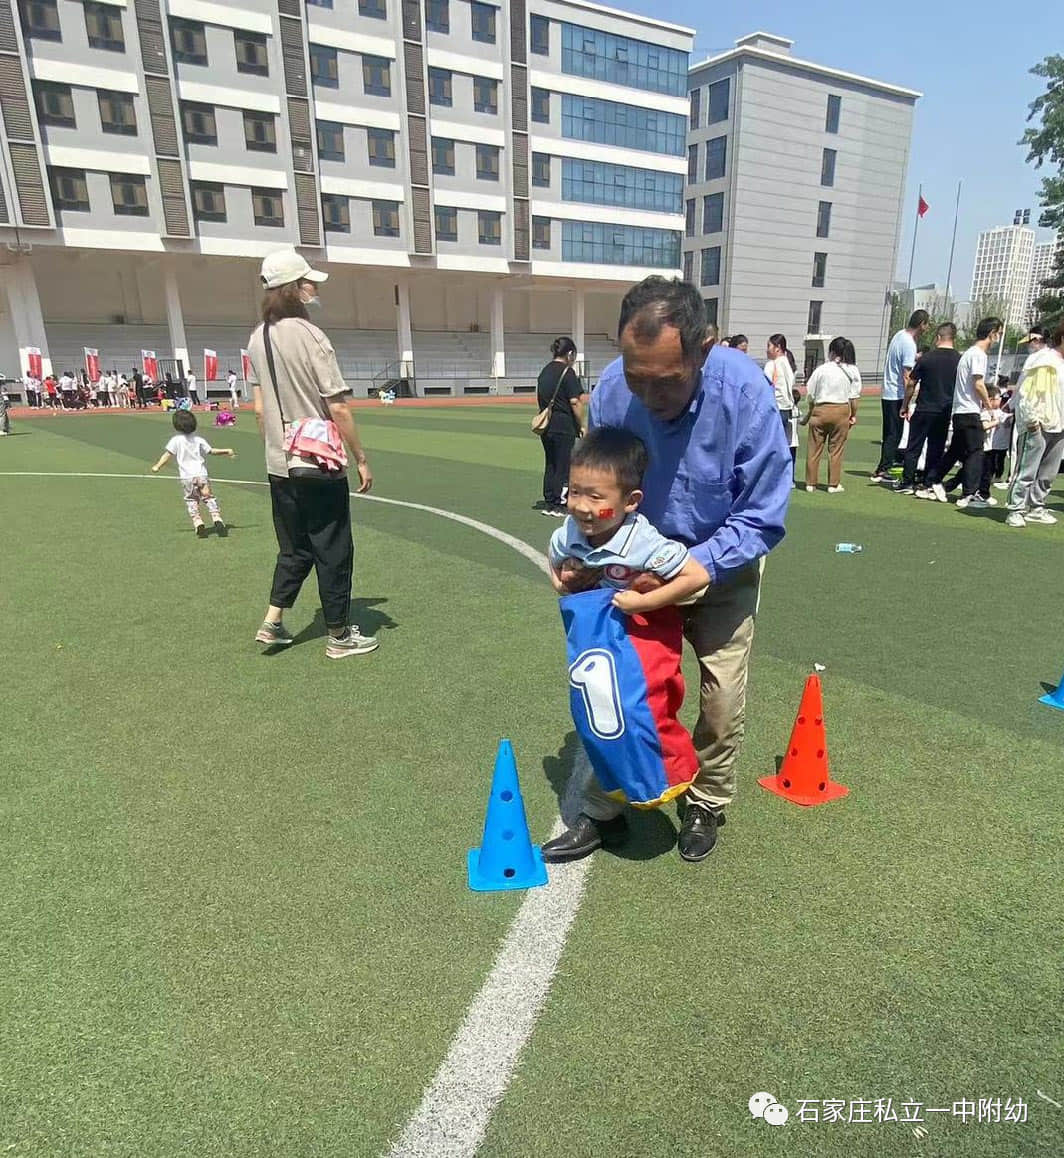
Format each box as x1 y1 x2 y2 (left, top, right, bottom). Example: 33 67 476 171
547 276 792 864
875 310 930 481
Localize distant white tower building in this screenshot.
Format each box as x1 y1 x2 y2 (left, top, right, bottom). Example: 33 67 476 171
1028 238 1061 321
969 220 1036 328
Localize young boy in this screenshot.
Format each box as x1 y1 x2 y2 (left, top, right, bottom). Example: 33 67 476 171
151 409 235 537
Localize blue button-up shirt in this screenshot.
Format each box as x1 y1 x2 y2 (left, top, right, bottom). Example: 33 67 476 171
589 345 792 584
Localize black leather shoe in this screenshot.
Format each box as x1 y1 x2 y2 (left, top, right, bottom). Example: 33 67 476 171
678 806 724 862
541 813 627 863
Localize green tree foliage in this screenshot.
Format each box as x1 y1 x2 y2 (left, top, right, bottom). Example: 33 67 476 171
1023 54 1064 327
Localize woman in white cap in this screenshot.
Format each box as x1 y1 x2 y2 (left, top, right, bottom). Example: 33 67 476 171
246 247 378 659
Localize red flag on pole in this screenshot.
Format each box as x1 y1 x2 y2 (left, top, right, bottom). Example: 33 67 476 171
204 349 218 381
142 350 158 379
84 348 100 381
240 348 252 381
26 347 42 378
918 195 930 218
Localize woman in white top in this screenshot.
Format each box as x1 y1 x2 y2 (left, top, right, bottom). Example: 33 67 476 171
765 334 797 463
800 337 862 492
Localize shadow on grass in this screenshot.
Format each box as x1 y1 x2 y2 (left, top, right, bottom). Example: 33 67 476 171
260 596 396 655
541 729 677 862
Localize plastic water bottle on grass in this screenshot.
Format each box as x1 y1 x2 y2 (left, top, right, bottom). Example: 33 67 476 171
834 543 864 554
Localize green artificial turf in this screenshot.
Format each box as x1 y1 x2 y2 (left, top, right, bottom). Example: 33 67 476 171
1 407 1062 1157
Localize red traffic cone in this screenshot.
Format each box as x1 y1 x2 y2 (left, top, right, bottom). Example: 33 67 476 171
758 674 848 806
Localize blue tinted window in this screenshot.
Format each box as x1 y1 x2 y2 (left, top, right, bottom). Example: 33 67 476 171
561 23 687 96
562 221 680 268
562 158 682 214
705 135 726 180
561 94 685 157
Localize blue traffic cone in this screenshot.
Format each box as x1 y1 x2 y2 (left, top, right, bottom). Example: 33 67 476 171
1039 670 1064 710
467 740 548 892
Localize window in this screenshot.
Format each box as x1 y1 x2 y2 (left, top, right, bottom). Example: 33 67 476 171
471 1 495 43
20 0 60 41
707 79 729 124
705 135 726 180
816 200 832 238
84 2 123 51
359 0 386 17
531 152 550 187
171 18 207 66
477 144 500 181
34 81 75 128
310 44 339 88
322 194 350 232
110 173 148 216
532 215 551 250
243 111 276 153
702 192 723 234
812 251 827 288
687 145 697 182
373 200 400 237
366 127 396 167
473 76 497 114
826 94 840 134
317 121 344 161
561 158 682 213
235 30 268 76
98 90 136 135
531 87 549 123
478 210 501 245
808 300 823 333
561 94 686 157
530 13 549 55
181 102 216 146
704 297 718 326
428 67 452 106
561 220 680 268
821 147 836 187
683 251 693 282
700 245 720 287
435 205 457 241
49 167 88 212
363 55 390 97
561 23 686 97
252 188 284 227
432 136 454 175
426 0 448 33
689 87 700 128
684 198 694 236
306 0 332 6
191 181 226 222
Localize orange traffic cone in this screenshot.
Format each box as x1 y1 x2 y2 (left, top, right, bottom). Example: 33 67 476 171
758 674 848 807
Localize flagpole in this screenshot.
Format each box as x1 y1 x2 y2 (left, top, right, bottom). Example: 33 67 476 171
906 184 922 289
944 180 962 313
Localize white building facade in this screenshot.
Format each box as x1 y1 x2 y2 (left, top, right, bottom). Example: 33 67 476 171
1027 237 1060 322
969 224 1036 329
0 0 692 393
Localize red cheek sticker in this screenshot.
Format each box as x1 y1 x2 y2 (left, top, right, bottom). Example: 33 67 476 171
597 508 615 518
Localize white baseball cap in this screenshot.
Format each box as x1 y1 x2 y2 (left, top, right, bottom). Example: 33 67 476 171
259 247 328 289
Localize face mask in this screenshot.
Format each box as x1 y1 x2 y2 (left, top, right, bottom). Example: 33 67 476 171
303 294 321 309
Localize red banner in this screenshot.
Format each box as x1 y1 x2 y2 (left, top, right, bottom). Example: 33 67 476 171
240 348 252 381
204 349 218 381
26 347 42 378
142 350 158 379
84 348 100 382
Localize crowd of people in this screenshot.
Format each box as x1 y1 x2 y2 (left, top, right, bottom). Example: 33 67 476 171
16 367 244 412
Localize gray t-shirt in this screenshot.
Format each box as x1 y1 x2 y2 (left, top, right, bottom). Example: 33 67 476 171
246 317 350 477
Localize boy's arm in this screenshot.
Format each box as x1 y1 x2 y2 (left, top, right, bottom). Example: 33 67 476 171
612 556 710 614
208 447 237 457
150 451 172 473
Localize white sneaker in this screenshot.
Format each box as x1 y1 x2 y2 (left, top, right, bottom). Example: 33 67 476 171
1006 512 1026 528
869 473 888 484
325 626 380 659
914 487 935 500
957 496 988 510
931 484 948 503
805 485 815 493
982 496 998 507
827 485 845 494
1025 508 1058 524
993 481 1009 491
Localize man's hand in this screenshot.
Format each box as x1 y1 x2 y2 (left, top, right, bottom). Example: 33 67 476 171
557 558 602 593
611 588 650 615
355 460 373 493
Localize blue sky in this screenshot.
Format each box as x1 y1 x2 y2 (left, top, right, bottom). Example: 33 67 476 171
622 0 1052 296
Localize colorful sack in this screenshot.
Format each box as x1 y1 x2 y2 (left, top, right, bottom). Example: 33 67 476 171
560 587 698 809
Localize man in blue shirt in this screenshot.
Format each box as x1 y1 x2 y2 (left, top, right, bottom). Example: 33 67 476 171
874 309 930 482
542 277 793 864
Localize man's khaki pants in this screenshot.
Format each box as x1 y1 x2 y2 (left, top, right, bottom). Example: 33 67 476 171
581 561 763 821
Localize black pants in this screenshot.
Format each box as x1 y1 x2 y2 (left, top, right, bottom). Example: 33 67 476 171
268 474 353 629
876 400 904 474
981 449 1007 496
541 431 576 505
901 408 950 487
929 414 984 496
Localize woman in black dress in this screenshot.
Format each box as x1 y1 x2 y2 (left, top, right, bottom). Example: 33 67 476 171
535 337 587 516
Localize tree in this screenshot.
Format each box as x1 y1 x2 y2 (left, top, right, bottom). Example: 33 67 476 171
1022 55 1064 327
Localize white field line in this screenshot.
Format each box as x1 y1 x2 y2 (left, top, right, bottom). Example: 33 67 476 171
0 469 591 1158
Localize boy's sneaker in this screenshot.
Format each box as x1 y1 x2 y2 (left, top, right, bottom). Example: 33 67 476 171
827 485 845 494
1025 508 1058 524
957 495 988 510
326 626 379 659
195 523 209 538
213 520 229 537
1005 512 1027 528
930 483 948 503
255 620 294 646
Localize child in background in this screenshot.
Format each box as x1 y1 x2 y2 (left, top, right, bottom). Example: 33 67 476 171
985 379 1014 494
151 409 235 538
943 385 1003 503
214 406 236 427
788 387 801 482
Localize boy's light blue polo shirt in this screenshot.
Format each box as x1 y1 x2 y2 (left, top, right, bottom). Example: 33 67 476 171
549 512 688 591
